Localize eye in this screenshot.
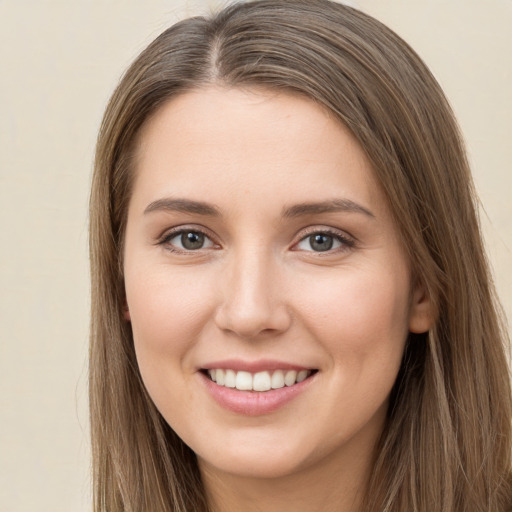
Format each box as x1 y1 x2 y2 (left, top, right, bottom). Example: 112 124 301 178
295 230 354 253
162 229 215 252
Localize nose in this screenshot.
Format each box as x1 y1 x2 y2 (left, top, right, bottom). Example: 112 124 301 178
213 247 292 340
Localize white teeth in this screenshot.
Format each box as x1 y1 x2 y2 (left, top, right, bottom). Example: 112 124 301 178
224 369 236 388
206 368 313 391
284 370 298 386
216 369 225 386
253 371 271 391
235 371 253 390
271 370 285 389
296 370 308 383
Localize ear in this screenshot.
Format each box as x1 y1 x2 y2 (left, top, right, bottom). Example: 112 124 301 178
409 281 435 334
122 301 131 322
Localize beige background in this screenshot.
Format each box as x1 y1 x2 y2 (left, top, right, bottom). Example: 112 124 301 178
0 1 510 511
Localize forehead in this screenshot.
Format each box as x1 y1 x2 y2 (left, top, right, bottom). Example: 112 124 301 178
131 86 385 218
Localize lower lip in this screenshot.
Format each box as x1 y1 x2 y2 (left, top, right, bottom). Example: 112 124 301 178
200 371 316 416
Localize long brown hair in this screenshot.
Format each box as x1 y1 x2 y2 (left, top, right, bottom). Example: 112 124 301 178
89 1 512 510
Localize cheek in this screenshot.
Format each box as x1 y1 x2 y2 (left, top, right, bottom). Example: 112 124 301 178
125 265 217 366
293 265 411 367
290 267 411 440
124 265 221 426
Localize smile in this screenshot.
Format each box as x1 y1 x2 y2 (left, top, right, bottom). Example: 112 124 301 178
200 365 318 415
206 369 314 391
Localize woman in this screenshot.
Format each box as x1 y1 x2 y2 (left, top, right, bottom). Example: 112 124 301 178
89 1 512 510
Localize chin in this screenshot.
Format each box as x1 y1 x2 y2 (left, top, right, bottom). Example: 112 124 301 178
198 448 312 480
193 424 339 481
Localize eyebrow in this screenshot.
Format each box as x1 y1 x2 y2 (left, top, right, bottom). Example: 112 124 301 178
143 197 375 219
282 199 375 219
144 198 221 216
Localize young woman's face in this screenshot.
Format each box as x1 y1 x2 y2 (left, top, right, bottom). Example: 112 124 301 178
124 87 431 481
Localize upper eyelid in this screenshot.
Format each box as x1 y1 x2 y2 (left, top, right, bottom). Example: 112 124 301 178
294 225 356 242
158 225 215 243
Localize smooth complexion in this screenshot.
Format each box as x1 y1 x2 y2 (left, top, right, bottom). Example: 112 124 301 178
123 87 432 512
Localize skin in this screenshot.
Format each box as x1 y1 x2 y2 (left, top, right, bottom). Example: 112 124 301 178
123 86 433 512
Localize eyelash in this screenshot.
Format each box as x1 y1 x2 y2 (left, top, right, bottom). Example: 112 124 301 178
157 227 217 254
156 226 356 255
293 227 356 254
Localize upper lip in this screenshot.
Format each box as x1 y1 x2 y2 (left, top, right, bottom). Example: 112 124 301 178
200 359 313 373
